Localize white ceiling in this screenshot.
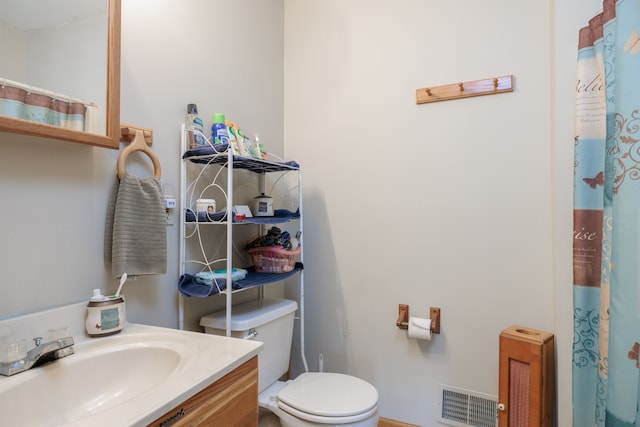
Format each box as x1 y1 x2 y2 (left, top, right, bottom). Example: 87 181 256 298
1 0 106 31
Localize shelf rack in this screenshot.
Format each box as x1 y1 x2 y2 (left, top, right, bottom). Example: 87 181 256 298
177 127 304 338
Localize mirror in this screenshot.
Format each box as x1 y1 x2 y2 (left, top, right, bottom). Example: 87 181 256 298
0 0 120 149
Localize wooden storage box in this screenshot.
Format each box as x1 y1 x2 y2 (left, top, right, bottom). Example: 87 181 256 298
498 326 555 427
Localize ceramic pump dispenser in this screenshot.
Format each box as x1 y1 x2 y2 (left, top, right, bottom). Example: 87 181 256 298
85 289 126 337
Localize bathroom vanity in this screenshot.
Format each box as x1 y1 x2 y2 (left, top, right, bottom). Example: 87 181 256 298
148 356 258 426
0 302 262 426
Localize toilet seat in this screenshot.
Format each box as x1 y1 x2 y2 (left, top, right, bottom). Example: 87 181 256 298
278 400 378 424
277 373 379 423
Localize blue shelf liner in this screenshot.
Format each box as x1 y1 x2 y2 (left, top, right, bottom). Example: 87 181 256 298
178 263 304 297
183 144 300 173
185 208 300 224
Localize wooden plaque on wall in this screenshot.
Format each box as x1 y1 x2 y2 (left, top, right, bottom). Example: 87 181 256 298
498 326 555 427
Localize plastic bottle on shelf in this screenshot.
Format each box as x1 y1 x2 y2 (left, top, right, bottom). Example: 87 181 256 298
241 130 255 157
233 123 250 156
254 133 267 159
226 120 240 154
185 104 206 149
249 133 261 159
211 113 230 145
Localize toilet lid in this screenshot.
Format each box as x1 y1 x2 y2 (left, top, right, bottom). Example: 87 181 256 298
277 373 379 418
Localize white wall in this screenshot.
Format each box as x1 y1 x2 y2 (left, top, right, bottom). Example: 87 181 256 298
28 14 108 134
0 133 109 317
0 22 27 80
285 0 552 423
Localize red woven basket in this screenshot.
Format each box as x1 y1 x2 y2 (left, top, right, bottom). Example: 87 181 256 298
247 246 301 273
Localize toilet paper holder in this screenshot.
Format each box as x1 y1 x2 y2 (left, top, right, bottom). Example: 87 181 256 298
396 304 440 334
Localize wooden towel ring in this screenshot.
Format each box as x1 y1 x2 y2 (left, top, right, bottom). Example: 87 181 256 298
117 128 161 179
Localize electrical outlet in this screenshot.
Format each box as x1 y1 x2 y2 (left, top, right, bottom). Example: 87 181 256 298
166 208 174 225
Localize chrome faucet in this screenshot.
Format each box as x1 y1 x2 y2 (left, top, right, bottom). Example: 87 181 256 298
0 336 75 376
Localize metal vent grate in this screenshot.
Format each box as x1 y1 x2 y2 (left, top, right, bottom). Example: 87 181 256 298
438 385 497 427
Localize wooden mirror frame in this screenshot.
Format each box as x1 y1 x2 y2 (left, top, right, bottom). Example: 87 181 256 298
0 0 121 149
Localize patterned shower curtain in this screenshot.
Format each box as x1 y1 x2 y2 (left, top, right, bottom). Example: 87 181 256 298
573 0 640 425
0 80 96 132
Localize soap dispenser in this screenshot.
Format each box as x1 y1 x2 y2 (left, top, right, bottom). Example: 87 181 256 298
85 289 126 337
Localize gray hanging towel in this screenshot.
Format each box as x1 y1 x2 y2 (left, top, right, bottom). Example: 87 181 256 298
104 172 167 278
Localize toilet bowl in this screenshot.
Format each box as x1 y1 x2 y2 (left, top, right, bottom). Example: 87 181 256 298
259 372 379 427
200 298 379 427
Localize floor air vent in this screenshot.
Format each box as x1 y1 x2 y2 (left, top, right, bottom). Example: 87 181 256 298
438 385 498 427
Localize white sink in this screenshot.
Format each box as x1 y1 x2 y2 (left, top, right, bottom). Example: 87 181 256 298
0 323 262 427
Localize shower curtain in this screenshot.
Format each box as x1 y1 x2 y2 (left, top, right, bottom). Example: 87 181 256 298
573 0 640 425
0 80 97 132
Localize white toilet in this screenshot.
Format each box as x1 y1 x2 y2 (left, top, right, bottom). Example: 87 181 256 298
200 298 379 427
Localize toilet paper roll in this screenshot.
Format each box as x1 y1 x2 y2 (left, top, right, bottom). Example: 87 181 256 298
408 317 432 340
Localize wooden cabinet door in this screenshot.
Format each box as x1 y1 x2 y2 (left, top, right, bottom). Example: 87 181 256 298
148 356 258 427
498 326 554 427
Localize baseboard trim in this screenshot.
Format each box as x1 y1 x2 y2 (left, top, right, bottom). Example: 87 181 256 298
378 417 421 427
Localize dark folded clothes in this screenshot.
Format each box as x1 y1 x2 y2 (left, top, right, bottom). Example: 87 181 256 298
178 273 227 297
185 210 230 223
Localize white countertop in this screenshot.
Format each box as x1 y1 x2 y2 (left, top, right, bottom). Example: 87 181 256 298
77 324 262 426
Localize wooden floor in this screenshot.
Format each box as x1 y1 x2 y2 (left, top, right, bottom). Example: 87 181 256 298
378 417 421 427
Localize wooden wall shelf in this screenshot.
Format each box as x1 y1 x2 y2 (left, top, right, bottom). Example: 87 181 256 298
416 75 514 104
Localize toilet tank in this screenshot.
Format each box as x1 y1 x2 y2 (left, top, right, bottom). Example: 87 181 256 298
200 297 298 393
